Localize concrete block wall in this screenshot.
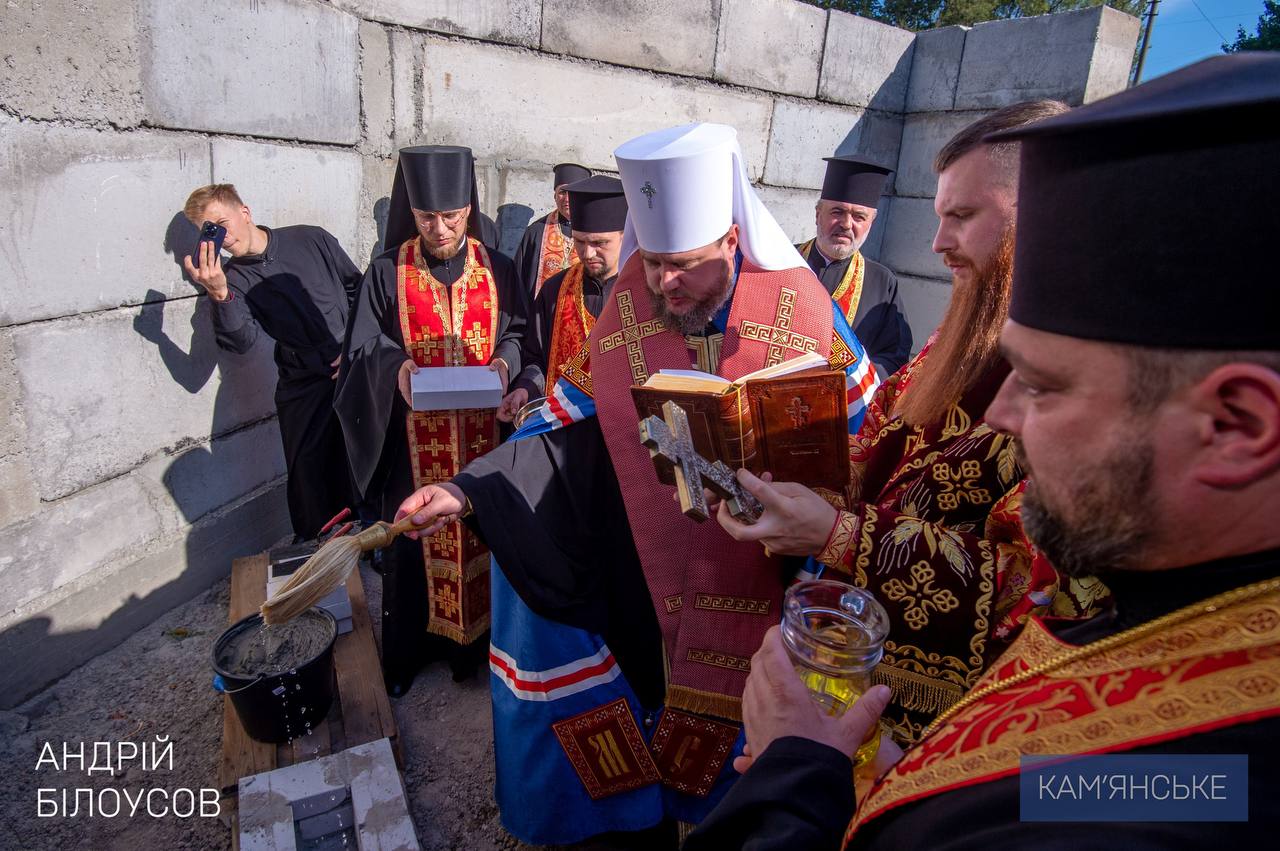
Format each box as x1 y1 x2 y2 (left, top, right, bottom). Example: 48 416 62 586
0 0 1137 706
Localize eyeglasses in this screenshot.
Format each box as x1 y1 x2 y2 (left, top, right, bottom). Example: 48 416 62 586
413 208 468 228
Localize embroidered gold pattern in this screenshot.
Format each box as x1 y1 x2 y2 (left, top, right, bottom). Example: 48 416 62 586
686 648 751 672
693 594 771 615
882 561 962 631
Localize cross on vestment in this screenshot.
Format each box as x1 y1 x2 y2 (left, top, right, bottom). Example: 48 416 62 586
737 288 820 367
598 291 667 383
639 400 763 523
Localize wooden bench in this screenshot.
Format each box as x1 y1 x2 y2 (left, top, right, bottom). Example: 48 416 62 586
217 554 400 818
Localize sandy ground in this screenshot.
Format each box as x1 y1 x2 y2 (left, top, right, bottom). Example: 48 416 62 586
0 560 566 851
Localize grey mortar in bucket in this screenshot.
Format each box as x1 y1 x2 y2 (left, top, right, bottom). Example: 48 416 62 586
212 607 338 744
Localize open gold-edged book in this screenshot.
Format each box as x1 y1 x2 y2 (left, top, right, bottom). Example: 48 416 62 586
630 351 849 493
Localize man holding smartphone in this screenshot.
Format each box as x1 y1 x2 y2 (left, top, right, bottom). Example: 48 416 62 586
182 183 361 541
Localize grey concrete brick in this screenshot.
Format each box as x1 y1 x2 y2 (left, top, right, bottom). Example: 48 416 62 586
878 195 948 280
11 298 278 502
904 25 967 113
764 100 902 191
542 0 719 78
140 0 360 145
0 480 290 709
360 156 398 261
896 274 952 353
715 0 826 98
0 121 211 326
754 184 818 247
360 21 395 156
333 0 541 48
418 38 774 179
955 7 1132 110
819 11 915 112
1084 6 1143 103
893 111 988 198
390 29 424 150
210 139 365 261
0 331 37 529
0 0 144 127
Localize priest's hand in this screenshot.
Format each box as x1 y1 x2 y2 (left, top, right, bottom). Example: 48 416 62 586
489 357 510 394
182 240 230 301
330 355 341 380
497 387 528 423
716 469 838 556
397 359 419 407
394 483 467 540
735 625 891 774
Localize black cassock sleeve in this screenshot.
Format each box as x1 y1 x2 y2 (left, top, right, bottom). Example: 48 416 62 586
512 218 544 298
319 229 363 310
684 737 855 851
452 418 665 708
487 249 527 378
334 253 405 499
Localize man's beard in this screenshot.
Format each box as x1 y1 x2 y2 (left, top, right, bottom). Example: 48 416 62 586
648 261 734 336
1018 439 1155 579
423 230 466 261
818 228 858 261
895 228 1015 428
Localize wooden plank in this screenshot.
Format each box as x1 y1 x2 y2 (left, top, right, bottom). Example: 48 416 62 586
218 555 276 791
332 569 398 748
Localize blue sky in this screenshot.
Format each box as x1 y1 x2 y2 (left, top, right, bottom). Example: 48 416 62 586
1141 0 1268 80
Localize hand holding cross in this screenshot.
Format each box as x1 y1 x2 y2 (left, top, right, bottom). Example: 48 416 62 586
638 400 763 524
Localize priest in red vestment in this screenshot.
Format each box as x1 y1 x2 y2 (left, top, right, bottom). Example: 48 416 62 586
512 162 593 299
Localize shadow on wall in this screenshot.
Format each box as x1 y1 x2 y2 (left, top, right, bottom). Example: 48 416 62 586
0 213 290 710
496 203 534 259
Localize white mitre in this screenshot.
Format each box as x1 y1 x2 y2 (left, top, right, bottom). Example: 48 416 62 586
614 123 805 271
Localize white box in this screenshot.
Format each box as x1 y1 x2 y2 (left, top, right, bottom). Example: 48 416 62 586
410 366 503 411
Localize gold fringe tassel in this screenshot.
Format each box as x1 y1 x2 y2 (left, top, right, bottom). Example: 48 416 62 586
666 685 743 723
872 665 965 717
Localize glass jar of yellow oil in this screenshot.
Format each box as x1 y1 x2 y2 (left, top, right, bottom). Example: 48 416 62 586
780 580 890 767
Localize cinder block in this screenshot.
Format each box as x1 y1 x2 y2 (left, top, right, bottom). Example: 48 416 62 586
418 38 774 179
11 298 278 502
764 101 902 191
894 111 987 198
542 0 719 78
861 196 890 264
904 25 967 113
895 275 953 353
360 21 394 156
0 480 290 709
715 0 826 98
140 0 360 145
0 332 38 529
877 196 948 281
819 11 915 112
0 419 283 617
1084 7 1143 103
0 121 211 326
390 29 423 149
332 0 540 48
211 139 364 260
754 184 818 247
0 0 143 126
360 156 398 261
955 7 1134 110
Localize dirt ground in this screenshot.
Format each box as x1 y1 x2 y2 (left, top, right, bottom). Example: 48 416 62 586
0 559 559 851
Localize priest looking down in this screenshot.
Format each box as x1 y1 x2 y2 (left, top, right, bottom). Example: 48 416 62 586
391 123 879 844
499 174 628 422
334 145 526 692
713 101 1108 745
180 183 360 541
512 162 593 299
686 53 1280 851
797 156 911 378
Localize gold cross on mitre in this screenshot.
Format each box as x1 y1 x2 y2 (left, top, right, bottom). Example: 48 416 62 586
598 290 666 383
639 400 763 523
738 288 820 367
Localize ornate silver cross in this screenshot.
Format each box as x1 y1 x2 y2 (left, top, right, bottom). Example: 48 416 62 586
639 401 762 523
640 181 656 209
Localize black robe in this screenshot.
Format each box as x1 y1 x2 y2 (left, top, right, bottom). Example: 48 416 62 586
334 237 525 690
684 548 1280 850
512 211 572 298
511 267 617 399
214 224 360 539
801 243 912 379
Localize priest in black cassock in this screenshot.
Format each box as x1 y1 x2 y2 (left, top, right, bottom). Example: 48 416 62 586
181 183 359 541
512 162 592 299
500 174 627 421
334 145 526 692
797 156 911 378
685 54 1280 851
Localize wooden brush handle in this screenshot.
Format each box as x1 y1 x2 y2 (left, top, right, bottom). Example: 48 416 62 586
353 514 443 552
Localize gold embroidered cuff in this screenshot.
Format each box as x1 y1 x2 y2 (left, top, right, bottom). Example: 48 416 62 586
818 510 859 568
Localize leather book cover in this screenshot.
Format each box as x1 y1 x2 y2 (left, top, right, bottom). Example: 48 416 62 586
742 370 849 492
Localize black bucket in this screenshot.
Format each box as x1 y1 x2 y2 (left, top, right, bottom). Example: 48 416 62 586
211 608 338 744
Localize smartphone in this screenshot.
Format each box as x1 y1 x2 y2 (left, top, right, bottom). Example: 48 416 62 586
198 221 227 263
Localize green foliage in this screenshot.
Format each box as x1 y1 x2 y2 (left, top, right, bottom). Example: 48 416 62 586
1223 1 1280 53
801 0 1143 32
